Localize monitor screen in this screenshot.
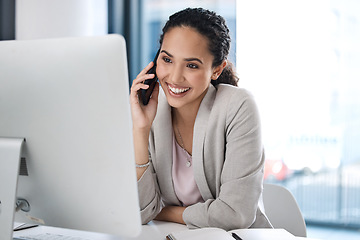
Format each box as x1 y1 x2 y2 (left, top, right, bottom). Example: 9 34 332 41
0 35 141 238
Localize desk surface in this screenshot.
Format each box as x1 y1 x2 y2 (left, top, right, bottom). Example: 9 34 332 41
13 221 320 240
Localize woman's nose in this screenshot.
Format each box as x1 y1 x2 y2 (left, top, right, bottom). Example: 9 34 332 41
169 65 184 83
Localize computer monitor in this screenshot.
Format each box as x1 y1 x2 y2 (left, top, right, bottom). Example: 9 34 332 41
0 35 141 239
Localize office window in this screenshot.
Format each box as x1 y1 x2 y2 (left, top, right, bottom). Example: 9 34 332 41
237 0 360 228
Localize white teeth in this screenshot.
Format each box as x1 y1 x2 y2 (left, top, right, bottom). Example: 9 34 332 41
169 85 190 94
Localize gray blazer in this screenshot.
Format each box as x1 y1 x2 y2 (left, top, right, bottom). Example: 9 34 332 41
137 84 272 231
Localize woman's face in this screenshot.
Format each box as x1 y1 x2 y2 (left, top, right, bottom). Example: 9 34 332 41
156 26 219 110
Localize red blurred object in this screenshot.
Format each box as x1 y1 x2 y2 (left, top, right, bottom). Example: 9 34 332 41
264 159 290 181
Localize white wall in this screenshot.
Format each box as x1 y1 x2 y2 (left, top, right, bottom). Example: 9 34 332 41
16 0 107 40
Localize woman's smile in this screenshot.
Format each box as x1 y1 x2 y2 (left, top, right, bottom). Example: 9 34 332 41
167 83 191 96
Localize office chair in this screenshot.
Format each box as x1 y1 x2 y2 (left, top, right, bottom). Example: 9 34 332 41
262 183 307 237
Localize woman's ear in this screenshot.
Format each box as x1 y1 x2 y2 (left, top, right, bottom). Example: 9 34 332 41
211 60 227 80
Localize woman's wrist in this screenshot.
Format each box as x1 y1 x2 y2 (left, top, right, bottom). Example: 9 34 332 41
132 125 151 181
133 127 150 163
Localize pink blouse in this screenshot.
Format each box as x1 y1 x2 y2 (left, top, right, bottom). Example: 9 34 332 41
172 134 204 206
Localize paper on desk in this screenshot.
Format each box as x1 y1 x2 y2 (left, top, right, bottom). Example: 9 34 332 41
167 227 233 240
230 228 296 240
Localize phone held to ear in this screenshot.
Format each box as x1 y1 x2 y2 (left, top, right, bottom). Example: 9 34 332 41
138 49 160 105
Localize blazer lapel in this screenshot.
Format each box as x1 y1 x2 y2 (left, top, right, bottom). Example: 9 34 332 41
153 89 181 205
192 85 216 200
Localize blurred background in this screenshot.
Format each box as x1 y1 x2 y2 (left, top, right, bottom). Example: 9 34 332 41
1 0 359 239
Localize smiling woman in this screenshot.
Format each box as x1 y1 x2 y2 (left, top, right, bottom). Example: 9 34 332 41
156 26 219 110
129 8 272 231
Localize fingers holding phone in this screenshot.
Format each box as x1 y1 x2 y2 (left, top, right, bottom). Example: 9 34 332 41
130 61 159 130
138 49 160 105
131 62 154 97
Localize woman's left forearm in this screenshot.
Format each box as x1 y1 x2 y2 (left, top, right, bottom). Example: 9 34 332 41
154 206 186 225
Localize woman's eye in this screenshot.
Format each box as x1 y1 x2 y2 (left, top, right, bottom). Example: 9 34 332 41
187 63 198 69
162 57 172 63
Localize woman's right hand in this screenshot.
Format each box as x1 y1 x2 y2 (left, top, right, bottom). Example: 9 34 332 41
130 61 160 132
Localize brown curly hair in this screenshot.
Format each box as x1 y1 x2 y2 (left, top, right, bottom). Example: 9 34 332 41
159 8 239 87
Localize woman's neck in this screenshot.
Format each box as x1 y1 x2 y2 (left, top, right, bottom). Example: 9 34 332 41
172 105 198 128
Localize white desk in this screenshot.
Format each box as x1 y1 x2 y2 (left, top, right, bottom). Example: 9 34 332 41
13 221 320 240
13 221 186 240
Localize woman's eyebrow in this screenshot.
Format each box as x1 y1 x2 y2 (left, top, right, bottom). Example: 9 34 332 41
184 57 203 64
161 50 203 64
161 50 173 57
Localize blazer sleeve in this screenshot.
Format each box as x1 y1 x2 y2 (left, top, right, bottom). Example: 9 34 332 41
137 91 174 225
183 89 268 230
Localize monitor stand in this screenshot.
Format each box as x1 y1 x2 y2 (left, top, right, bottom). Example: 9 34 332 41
0 138 25 240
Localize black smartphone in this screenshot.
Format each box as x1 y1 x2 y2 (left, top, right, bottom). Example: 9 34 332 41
138 49 160 105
